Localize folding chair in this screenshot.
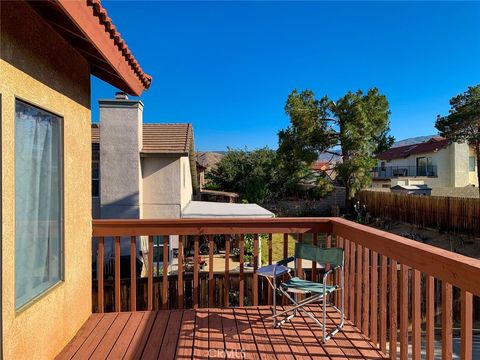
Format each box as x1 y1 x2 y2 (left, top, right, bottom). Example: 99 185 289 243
270 242 344 343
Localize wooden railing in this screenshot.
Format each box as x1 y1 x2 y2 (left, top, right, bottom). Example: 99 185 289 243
92 217 480 359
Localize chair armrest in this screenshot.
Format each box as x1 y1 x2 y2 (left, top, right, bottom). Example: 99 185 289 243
322 265 342 284
277 256 295 266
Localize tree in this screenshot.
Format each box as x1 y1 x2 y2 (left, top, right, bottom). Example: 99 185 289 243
278 88 393 209
205 148 282 203
435 85 480 195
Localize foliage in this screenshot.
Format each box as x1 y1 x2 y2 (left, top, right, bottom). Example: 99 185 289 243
206 147 283 203
277 88 393 205
435 84 480 194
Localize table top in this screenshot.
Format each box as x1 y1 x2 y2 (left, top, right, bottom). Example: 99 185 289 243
257 264 290 278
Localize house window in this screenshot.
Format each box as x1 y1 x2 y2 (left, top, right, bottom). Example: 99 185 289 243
15 100 63 309
92 161 100 197
416 157 433 176
469 156 476 172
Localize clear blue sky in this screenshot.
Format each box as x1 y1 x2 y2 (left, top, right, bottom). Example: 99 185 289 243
92 1 480 151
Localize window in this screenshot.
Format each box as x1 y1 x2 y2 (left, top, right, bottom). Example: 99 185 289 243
15 100 63 308
92 161 100 197
416 157 433 176
469 156 476 172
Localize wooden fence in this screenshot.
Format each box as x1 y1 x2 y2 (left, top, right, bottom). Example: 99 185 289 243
359 191 480 236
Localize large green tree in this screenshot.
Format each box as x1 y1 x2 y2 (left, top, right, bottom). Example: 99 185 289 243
278 88 393 209
206 148 282 203
435 84 480 195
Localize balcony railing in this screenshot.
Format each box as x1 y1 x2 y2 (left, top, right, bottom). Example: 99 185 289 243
92 217 480 359
372 165 438 178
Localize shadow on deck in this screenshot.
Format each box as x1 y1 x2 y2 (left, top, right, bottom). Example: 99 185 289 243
56 305 387 359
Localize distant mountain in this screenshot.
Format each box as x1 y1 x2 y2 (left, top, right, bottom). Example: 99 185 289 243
391 135 437 148
196 151 224 170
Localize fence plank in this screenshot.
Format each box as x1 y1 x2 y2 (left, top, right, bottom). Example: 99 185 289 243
442 282 453 360
130 236 136 311
426 275 435 360
389 259 398 360
461 290 473 360
412 269 421 360
97 237 104 313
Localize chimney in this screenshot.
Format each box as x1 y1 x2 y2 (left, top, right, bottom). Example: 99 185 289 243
99 93 143 219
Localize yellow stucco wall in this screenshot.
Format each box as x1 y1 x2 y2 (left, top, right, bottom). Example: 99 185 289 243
1 2 92 359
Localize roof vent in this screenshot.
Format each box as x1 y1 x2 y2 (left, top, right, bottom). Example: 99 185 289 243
115 92 128 100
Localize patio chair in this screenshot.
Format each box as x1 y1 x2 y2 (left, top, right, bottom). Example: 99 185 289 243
270 242 344 343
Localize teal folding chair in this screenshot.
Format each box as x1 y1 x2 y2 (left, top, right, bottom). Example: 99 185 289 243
270 242 344 343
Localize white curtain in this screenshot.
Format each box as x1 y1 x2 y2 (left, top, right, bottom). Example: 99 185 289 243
15 101 62 308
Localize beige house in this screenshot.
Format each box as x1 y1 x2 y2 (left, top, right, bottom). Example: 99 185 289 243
0 1 150 358
372 136 478 190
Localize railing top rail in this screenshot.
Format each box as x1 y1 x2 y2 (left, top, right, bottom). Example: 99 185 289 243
331 218 480 296
92 217 333 237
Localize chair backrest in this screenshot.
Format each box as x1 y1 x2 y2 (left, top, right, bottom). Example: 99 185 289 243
294 242 344 267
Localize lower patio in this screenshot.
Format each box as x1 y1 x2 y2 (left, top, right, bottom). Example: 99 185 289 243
56 305 386 359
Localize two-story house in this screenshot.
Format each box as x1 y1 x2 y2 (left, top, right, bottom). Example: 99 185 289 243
372 136 478 189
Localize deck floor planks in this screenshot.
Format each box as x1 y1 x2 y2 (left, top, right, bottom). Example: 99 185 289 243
244 307 277 360
220 308 243 357
56 305 387 360
90 312 131 360
55 313 104 360
158 310 184 359
276 306 312 360
123 311 157 360
175 310 195 359
192 309 209 359
234 308 260 360
71 313 118 359
107 312 144 360
258 307 294 360
141 311 170 360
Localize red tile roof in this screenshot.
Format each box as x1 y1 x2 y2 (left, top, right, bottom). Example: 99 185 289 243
92 123 193 154
311 161 330 171
376 137 449 161
28 0 151 95
86 0 151 89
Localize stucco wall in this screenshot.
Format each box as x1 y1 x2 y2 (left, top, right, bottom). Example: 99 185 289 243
142 155 182 218
180 156 193 211
1 2 91 359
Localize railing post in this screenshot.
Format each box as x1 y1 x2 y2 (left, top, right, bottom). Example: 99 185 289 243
97 237 104 313
147 235 153 311
114 236 121 312
224 234 231 308
130 236 136 311
193 235 199 309
461 290 473 360
162 235 169 310
426 275 435 360
253 233 259 306
239 234 245 307
442 282 453 360
178 235 184 309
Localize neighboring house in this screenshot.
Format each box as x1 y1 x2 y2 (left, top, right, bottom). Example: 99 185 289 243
0 1 150 358
91 93 197 275
372 136 478 189
92 94 272 275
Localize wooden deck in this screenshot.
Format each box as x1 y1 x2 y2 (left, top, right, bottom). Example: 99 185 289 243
56 305 387 359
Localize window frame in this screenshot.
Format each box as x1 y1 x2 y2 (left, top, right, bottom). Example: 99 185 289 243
14 98 65 311
469 156 476 172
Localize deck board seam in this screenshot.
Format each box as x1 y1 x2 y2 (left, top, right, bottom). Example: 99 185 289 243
102 312 133 359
